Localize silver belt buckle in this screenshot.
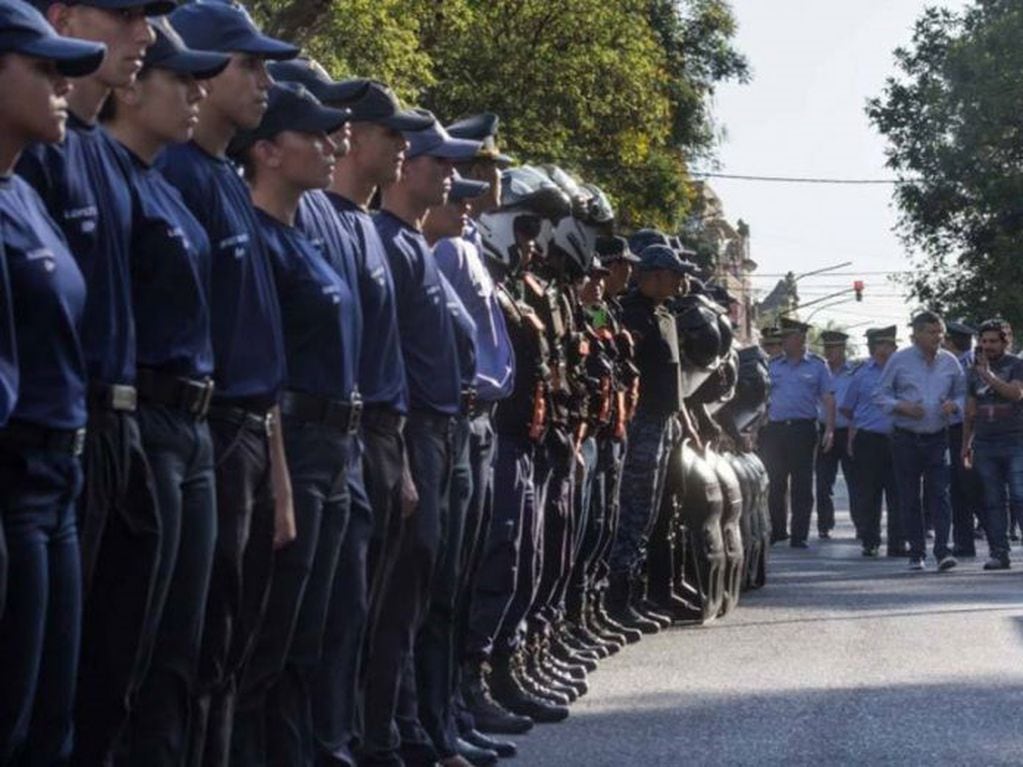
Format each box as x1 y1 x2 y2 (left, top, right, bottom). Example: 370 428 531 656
111 384 137 412
72 427 87 457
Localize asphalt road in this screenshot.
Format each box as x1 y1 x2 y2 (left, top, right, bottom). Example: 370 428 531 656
514 502 1023 766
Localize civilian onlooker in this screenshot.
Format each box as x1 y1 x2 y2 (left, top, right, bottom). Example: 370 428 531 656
877 311 965 571
961 319 1023 570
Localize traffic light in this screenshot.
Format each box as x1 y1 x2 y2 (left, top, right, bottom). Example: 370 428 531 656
853 280 864 302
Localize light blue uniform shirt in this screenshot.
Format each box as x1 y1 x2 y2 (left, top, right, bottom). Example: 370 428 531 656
434 233 514 402
768 353 832 422
841 358 892 434
875 345 966 434
820 360 855 429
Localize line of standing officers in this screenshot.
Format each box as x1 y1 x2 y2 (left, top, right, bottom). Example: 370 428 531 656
760 309 1023 572
0 1 724 765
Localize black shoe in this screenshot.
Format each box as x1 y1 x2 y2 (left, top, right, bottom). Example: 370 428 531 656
490 666 569 724
455 738 498 766
516 657 574 705
886 543 909 558
790 540 809 549
462 663 534 735
543 651 588 684
636 601 673 628
461 730 516 759
983 557 1011 571
550 639 598 672
819 530 831 540
861 545 879 557
536 656 586 698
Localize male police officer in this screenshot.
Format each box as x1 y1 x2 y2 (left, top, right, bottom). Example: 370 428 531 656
945 320 981 556
16 0 171 758
816 330 855 539
760 318 835 548
841 326 903 557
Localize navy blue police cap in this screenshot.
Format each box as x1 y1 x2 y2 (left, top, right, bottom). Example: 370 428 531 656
629 228 670 256
344 81 433 131
595 234 640 264
448 171 490 202
0 0 105 76
170 0 299 60
405 110 482 161
145 17 229 78
637 244 694 275
229 82 349 157
446 112 514 165
268 58 369 107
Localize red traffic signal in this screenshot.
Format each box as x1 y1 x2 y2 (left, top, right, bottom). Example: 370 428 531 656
853 280 864 302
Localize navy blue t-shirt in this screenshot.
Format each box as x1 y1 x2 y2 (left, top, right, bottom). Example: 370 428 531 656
0 241 16 425
0 175 87 429
258 210 358 401
439 270 477 389
17 116 136 386
115 142 214 380
374 210 461 416
328 193 407 413
295 190 362 366
156 141 285 405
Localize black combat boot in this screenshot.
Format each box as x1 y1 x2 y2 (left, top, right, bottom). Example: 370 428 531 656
591 586 641 644
489 652 569 724
606 571 660 634
632 572 673 628
461 729 517 759
461 661 534 735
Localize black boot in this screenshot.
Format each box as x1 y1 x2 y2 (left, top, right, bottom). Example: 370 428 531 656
489 652 569 724
514 650 573 706
592 587 641 644
632 572 673 628
607 571 660 634
526 639 584 700
461 661 534 735
461 729 517 758
455 737 499 766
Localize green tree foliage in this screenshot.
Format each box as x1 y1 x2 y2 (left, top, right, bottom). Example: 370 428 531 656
251 0 747 233
868 0 1023 327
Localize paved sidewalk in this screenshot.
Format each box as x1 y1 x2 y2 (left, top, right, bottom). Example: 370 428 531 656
514 510 1023 766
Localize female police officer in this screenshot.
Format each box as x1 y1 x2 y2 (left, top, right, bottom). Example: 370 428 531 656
0 1 104 761
99 20 229 764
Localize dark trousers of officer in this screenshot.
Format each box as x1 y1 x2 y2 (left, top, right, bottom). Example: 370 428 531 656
0 440 82 765
565 435 603 619
645 419 684 602
232 420 353 767
361 409 451 766
124 405 216 766
530 432 574 634
466 434 534 662
589 438 625 592
74 409 162 766
449 410 498 740
760 419 817 544
891 428 953 561
311 440 374 767
851 430 903 551
188 411 275 767
816 426 853 535
973 435 1023 561
608 411 672 576
948 423 981 555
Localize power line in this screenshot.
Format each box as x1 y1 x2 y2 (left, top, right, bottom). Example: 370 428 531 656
691 171 918 185
748 270 912 278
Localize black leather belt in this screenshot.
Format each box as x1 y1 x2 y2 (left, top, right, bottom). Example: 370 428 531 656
0 420 87 457
460 386 478 416
87 382 137 413
207 403 274 436
361 404 404 431
137 368 214 418
768 418 815 427
280 390 362 434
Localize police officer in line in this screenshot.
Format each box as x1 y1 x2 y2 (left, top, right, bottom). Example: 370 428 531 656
17 0 172 757
606 244 691 627
370 113 481 767
100 22 228 763
945 320 982 555
840 326 904 557
816 329 856 540
0 5 104 760
760 317 836 548
160 3 301 762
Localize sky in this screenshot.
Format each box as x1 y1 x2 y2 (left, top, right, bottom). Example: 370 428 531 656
710 0 969 348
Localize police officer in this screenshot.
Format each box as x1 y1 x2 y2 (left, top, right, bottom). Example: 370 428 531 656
945 320 981 555
760 317 835 548
815 329 855 540
369 112 480 767
100 22 228 763
606 244 689 628
0 5 103 760
16 0 175 757
841 326 903 557
161 3 300 761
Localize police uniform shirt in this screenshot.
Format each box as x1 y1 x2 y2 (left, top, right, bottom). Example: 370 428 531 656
0 175 86 429
117 144 214 380
437 270 478 389
821 361 855 429
767 352 832 422
156 141 286 405
327 193 407 413
17 116 136 386
841 358 892 434
434 234 513 401
374 210 461 416
258 211 358 401
967 352 1023 440
0 240 16 425
620 290 682 417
